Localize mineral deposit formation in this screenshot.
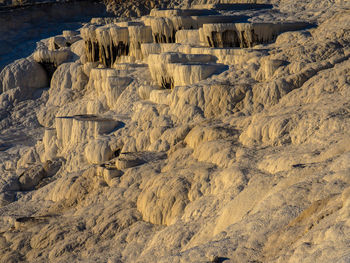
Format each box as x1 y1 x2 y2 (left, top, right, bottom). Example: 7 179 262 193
0 0 349 262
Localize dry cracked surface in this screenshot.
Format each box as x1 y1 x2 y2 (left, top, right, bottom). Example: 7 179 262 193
0 0 350 262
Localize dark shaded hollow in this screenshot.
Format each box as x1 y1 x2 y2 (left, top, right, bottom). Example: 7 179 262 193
112 148 121 158
15 214 57 223
73 114 119 122
85 40 100 62
38 61 57 81
108 121 125 133
100 41 129 67
74 114 98 119
211 256 230 263
209 30 254 48
53 42 71 50
161 76 174 89
222 30 240 47
207 22 314 48
153 31 176 44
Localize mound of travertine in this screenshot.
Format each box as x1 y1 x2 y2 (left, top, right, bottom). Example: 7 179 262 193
0 1 350 263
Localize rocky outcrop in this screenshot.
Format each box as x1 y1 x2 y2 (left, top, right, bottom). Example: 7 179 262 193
1 2 350 263
33 48 74 78
128 25 153 60
148 52 226 89
18 164 47 191
200 22 311 48
0 58 48 94
87 67 133 109
175 29 201 45
81 24 130 67
55 114 121 150
78 6 310 93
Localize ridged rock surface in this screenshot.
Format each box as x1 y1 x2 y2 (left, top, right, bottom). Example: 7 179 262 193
0 1 350 263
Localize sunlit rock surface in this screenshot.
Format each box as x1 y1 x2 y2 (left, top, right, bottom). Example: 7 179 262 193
1 1 350 262
0 58 48 94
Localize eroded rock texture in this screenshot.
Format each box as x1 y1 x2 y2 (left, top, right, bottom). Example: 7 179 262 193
0 1 350 263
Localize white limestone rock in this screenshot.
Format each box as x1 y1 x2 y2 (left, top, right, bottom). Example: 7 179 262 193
81 24 130 67
0 58 48 94
41 128 58 162
56 114 121 151
149 89 171 105
0 86 34 106
239 113 295 146
97 25 129 66
96 165 123 187
16 147 40 169
1 3 350 263
80 24 99 63
70 40 86 60
200 22 310 48
88 68 133 110
36 106 59 128
141 42 265 65
115 152 145 169
175 30 201 45
147 9 245 34
149 17 176 43
141 43 183 60
168 84 251 121
185 124 237 149
148 124 190 152
85 137 114 165
255 58 287 81
33 48 74 67
170 62 227 87
148 52 225 88
137 172 190 225
47 62 88 108
128 25 153 60
138 85 160 100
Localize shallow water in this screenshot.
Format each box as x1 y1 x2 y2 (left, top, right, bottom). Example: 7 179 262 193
0 0 113 70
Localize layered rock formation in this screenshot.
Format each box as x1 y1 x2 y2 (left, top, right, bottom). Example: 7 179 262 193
0 1 350 262
200 22 310 48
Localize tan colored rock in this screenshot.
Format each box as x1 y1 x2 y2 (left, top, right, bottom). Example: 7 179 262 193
255 58 287 81
55 115 121 150
137 174 190 225
88 68 133 109
200 22 310 48
148 52 225 88
41 128 58 162
81 24 129 67
1 3 350 263
33 48 74 67
96 165 123 186
18 164 47 191
49 36 68 50
175 29 201 45
115 152 145 169
85 138 114 165
0 58 48 94
128 25 153 60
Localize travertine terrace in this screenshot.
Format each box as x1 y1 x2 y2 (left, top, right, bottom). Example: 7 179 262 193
0 0 350 262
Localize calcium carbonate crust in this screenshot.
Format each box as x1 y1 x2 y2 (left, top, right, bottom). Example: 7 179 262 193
0 1 350 263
